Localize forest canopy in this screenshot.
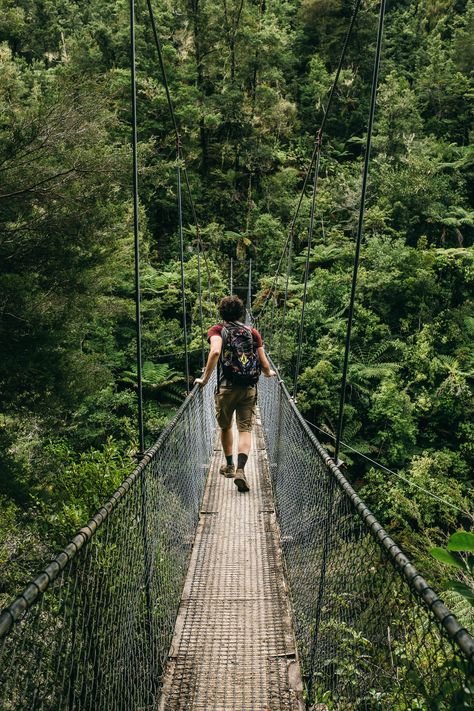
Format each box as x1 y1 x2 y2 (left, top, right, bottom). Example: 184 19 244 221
0 0 473 630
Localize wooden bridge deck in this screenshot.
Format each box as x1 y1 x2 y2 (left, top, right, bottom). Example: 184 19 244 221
158 411 304 710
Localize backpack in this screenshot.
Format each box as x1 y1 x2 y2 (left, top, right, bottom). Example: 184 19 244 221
219 322 261 387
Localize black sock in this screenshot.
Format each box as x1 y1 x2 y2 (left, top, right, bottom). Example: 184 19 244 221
237 453 248 470
226 454 233 466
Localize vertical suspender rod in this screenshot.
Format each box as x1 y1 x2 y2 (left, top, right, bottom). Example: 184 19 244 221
130 0 145 454
334 0 386 464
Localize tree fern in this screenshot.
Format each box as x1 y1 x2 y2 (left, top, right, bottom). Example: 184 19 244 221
122 361 184 404
436 354 474 378
441 590 474 636
463 316 474 339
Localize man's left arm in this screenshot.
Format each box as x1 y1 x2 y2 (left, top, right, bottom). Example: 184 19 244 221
195 335 223 386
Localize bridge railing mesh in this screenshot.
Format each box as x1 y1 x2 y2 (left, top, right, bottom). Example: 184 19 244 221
0 377 216 711
259 369 474 710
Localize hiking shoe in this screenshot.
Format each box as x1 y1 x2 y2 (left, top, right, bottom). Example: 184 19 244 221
234 468 250 493
220 463 235 478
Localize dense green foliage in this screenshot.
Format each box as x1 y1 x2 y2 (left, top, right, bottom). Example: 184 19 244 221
0 0 472 635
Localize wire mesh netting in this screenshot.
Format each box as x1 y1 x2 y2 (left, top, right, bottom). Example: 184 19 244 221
0 379 216 711
259 371 474 710
2 361 474 711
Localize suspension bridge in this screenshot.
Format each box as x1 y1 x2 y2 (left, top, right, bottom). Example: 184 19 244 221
1 0 473 708
1 365 473 709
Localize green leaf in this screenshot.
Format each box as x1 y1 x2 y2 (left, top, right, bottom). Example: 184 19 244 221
467 555 474 576
448 532 474 553
446 581 474 607
430 547 464 569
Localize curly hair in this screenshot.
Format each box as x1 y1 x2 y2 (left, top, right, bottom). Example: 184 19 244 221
219 295 244 322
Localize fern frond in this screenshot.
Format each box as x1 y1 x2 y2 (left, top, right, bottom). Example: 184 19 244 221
441 590 474 636
349 362 399 380
463 316 474 338
342 421 362 441
436 354 459 371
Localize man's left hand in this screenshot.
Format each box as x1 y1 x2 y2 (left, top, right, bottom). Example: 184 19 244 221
195 377 207 386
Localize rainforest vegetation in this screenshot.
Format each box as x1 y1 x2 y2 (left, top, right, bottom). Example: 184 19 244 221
0 0 473 636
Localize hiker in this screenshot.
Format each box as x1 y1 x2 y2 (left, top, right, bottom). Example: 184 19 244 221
195 295 276 493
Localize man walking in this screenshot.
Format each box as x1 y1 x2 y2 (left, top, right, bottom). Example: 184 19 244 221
195 295 276 493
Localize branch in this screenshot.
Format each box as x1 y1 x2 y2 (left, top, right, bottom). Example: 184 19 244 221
0 168 77 200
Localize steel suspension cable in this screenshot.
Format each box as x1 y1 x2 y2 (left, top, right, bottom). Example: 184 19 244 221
246 258 252 317
268 289 276 350
277 0 364 362
130 4 154 697
257 0 363 329
305 420 473 519
263 244 286 349
144 0 215 319
130 0 145 454
277 235 292 369
334 0 386 464
197 247 205 368
293 133 322 399
304 6 384 690
318 0 363 137
177 142 190 392
255 159 316 326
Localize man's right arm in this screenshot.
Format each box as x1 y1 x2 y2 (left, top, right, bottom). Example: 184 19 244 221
257 347 276 377
195 335 222 386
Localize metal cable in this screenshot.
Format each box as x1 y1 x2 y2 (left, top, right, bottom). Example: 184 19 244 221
176 142 190 392
0 376 217 709
144 0 216 320
255 169 312 326
268 290 276 351
293 3 387 694
258 364 474 708
256 0 364 327
2 1 473 706
260 244 286 351
130 0 145 453
306 420 473 518
1 367 474 707
293 134 321 398
246 258 252 315
334 0 386 464
277 234 293 370
197 247 205 368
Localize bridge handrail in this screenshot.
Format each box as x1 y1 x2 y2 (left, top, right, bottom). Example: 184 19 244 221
277 373 474 663
0 382 202 640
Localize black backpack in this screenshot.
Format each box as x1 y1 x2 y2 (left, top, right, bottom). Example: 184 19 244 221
219 322 261 386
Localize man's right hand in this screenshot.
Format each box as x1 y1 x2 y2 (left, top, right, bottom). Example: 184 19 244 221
194 377 207 387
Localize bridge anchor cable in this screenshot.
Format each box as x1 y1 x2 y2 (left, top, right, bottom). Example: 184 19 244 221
334 0 387 464
130 0 145 454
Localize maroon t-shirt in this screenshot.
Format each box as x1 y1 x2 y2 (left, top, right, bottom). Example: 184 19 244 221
207 323 263 348
208 322 263 386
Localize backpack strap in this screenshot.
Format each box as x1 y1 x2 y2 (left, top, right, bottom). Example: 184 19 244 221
216 324 229 393
221 324 230 347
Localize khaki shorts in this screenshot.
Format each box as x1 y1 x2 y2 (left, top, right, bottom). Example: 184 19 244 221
214 386 257 433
